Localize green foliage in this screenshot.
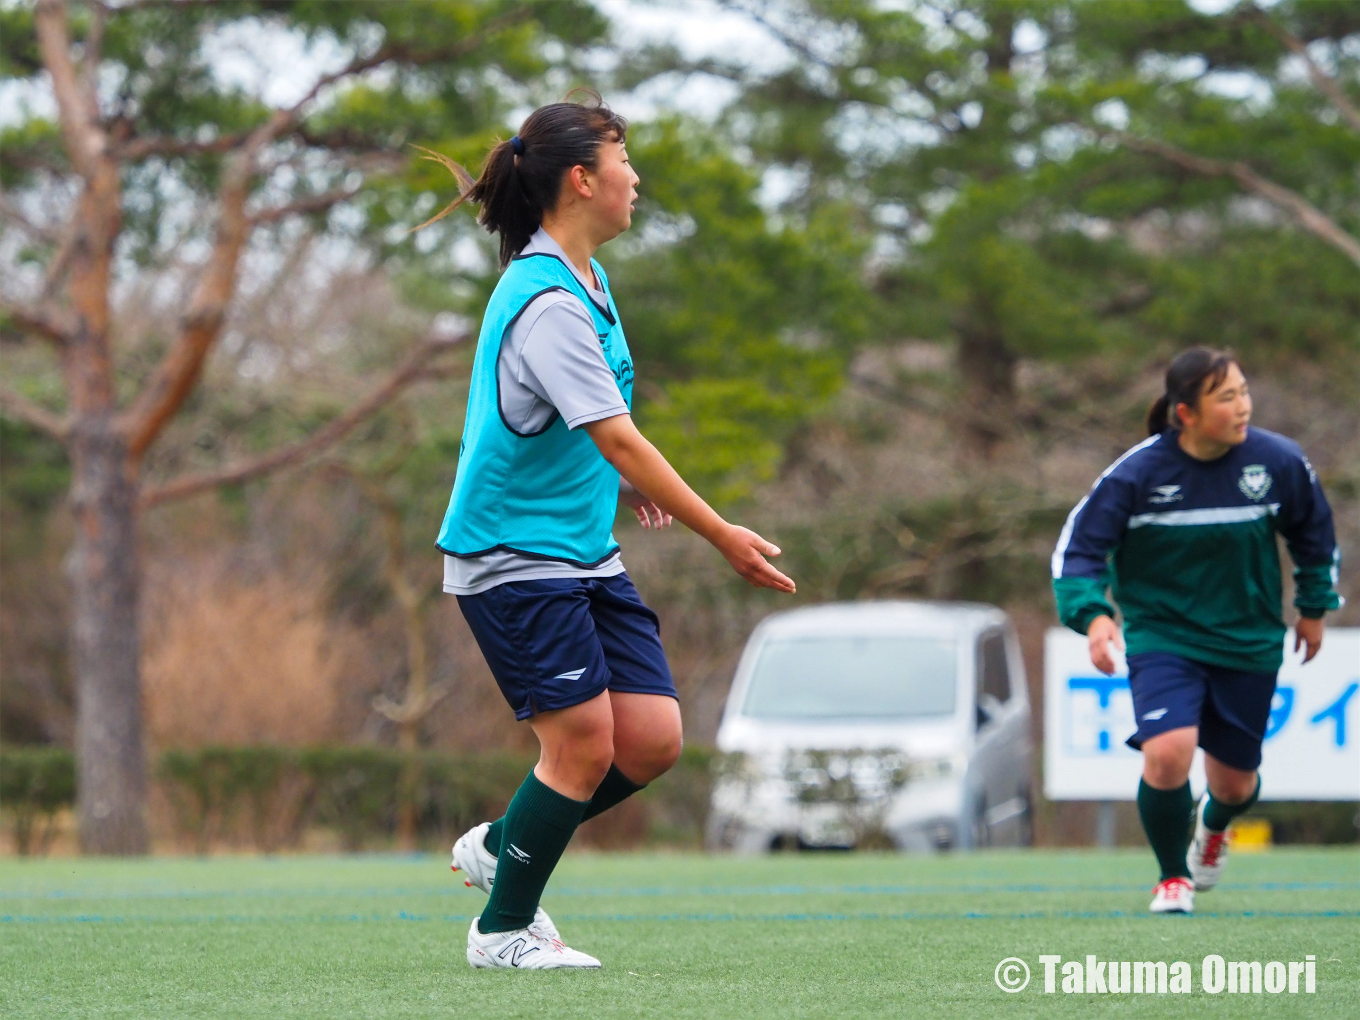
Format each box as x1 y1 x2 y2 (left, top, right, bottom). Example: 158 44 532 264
605 119 871 502
297 746 410 852
159 745 309 854
0 746 75 855
0 419 69 517
638 744 717 847
770 485 1068 605
155 745 486 853
146 745 714 853
2 1 608 270
1143 229 1360 363
705 0 1360 399
1253 801 1360 844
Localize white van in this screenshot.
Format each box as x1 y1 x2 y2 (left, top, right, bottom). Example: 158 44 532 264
707 601 1032 852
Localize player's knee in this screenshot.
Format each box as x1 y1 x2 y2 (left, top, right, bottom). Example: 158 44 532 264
1142 744 1192 786
577 733 616 788
1142 729 1195 777
1212 771 1258 805
614 730 682 784
647 730 683 780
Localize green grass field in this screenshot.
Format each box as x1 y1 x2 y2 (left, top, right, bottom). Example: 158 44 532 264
2 848 1356 1018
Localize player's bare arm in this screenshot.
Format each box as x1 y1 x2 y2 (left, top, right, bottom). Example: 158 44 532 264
587 413 795 593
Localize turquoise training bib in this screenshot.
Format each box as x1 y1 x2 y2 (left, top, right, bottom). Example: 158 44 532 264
435 252 634 567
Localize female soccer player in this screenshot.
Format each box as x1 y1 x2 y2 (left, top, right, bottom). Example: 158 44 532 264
427 95 796 968
1052 347 1341 915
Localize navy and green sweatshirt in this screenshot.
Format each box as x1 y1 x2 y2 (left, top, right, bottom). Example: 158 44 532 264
1051 427 1342 673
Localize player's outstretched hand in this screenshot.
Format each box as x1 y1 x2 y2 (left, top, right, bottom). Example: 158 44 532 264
1295 616 1324 663
717 525 795 593
1087 614 1123 676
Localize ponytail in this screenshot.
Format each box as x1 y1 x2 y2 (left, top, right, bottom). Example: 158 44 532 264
1146 394 1172 436
1147 346 1238 437
412 90 628 268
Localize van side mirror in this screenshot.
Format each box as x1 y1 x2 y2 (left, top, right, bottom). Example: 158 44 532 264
975 693 1002 731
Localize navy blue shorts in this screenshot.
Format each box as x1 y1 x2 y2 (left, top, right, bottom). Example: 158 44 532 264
456 572 676 721
1125 651 1277 771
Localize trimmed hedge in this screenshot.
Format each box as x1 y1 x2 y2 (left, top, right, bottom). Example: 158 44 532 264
157 746 543 852
2 745 1356 854
0 746 75 855
1 744 716 855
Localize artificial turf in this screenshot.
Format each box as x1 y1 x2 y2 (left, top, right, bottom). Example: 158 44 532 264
1 847 1356 1019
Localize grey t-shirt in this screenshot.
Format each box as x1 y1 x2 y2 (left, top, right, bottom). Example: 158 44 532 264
444 228 629 596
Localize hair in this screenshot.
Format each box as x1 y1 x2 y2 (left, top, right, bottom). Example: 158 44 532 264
1146 346 1240 436
411 90 628 268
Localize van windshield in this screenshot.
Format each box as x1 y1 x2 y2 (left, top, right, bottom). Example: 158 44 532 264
740 634 957 720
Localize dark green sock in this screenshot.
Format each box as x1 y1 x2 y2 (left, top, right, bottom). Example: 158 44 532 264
483 765 644 855
1137 779 1194 881
479 771 587 934
1202 776 1260 832
580 764 646 823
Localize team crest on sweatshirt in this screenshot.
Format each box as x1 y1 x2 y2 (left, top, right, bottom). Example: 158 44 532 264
1238 464 1272 501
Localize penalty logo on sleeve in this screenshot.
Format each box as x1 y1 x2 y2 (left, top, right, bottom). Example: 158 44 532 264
1238 465 1272 501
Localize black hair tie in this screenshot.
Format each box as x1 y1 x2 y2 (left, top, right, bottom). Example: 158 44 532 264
510 135 524 156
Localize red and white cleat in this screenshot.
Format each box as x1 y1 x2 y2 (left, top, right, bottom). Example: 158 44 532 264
451 822 498 892
1188 793 1231 891
450 821 560 940
1149 876 1195 914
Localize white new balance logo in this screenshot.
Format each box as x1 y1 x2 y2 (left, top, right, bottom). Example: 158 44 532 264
497 937 541 967
552 667 588 682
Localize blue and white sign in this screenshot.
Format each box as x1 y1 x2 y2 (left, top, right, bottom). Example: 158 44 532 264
1044 627 1360 801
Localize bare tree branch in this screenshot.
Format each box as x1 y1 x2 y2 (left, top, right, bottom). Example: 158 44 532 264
80 1 108 92
731 1 840 74
1248 6 1360 134
120 130 296 457
120 9 531 459
34 0 121 416
1116 132 1360 271
119 133 247 161
41 214 82 302
119 6 533 162
0 297 73 347
248 185 365 225
0 386 71 440
140 333 466 507
0 190 60 243
34 0 105 183
98 0 220 10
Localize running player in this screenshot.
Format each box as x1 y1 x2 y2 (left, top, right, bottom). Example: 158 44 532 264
1051 347 1342 915
426 94 796 968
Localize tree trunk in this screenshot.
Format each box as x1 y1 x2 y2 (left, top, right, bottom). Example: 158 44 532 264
69 416 147 854
956 322 1017 459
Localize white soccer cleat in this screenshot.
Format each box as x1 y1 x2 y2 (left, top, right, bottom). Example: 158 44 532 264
451 822 498 893
1149 876 1194 914
1187 793 1231 892
466 918 601 970
451 822 560 941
